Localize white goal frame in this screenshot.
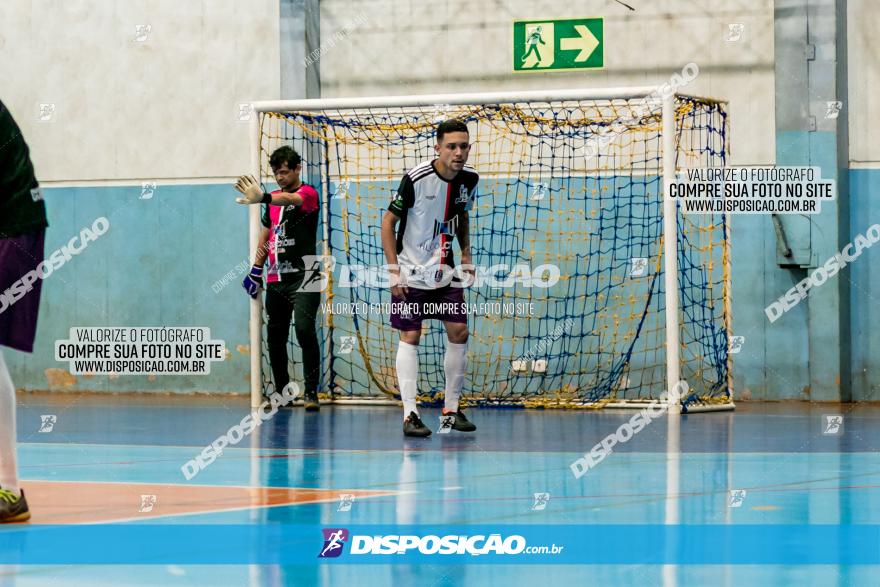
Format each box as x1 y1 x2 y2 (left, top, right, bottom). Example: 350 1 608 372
247 86 734 413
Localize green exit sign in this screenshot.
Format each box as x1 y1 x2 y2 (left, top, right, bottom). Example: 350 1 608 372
513 18 604 72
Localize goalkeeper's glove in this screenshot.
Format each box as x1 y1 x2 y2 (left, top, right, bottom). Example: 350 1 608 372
234 175 270 205
242 265 264 298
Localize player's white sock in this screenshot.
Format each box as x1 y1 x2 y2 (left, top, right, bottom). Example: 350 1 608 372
0 350 20 496
396 341 419 418
443 342 468 413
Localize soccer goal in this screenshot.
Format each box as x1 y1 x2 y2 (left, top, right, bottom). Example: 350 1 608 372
247 87 734 413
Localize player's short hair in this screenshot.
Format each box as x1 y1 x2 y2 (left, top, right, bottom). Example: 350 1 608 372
269 146 302 171
436 119 469 143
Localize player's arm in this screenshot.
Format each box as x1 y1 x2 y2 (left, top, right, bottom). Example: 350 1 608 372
254 226 270 267
381 211 399 268
266 190 305 207
242 217 271 299
234 175 308 206
459 179 477 264
457 179 477 283
382 211 407 298
456 211 471 265
455 211 475 286
383 175 415 298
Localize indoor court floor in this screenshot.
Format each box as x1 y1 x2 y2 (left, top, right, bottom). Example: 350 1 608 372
2 393 878 586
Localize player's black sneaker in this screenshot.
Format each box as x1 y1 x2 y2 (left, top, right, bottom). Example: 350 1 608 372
404 412 432 437
0 488 30 523
443 409 476 432
304 390 320 412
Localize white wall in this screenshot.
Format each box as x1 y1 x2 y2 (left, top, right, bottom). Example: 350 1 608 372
318 0 775 166
0 0 281 182
10 0 873 179
0 1 790 176
847 0 879 165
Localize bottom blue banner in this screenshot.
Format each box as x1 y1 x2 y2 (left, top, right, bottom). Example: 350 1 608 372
1 524 879 565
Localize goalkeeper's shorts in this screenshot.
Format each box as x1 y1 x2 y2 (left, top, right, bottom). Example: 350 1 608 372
390 285 467 331
0 229 45 353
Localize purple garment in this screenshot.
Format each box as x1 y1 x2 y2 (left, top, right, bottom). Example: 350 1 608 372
0 230 45 352
389 285 467 331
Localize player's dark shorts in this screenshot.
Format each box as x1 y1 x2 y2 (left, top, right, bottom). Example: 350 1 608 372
0 230 45 353
390 285 467 331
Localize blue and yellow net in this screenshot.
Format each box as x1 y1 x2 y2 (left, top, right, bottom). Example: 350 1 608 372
257 96 732 409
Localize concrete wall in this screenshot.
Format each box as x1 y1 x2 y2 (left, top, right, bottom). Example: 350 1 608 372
846 0 879 165
3 0 877 401
0 0 280 182
8 185 253 393
0 0 281 392
847 0 880 401
310 0 876 403
317 0 794 400
320 0 776 165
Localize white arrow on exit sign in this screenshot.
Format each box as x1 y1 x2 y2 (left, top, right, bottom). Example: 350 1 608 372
560 24 599 62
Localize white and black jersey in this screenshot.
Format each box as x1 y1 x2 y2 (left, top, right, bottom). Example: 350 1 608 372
388 160 478 289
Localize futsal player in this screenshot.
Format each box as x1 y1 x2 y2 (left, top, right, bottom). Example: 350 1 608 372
0 99 47 522
234 147 322 411
381 119 479 437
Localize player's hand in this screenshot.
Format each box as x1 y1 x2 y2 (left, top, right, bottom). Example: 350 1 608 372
242 265 263 298
234 175 265 205
389 267 409 300
459 258 476 288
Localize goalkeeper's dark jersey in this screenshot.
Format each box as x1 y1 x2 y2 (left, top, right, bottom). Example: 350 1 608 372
261 184 320 283
0 100 47 238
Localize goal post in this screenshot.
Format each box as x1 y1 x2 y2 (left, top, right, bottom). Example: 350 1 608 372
247 87 734 413
661 95 681 415
248 113 263 409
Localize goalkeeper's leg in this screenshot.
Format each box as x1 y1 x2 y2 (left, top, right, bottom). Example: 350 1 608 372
265 283 294 398
293 286 322 411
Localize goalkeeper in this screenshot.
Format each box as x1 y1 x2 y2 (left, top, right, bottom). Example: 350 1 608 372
234 147 322 411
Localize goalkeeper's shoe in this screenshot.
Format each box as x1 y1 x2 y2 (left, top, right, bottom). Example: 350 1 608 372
442 409 476 432
0 488 30 523
304 390 320 412
403 412 431 437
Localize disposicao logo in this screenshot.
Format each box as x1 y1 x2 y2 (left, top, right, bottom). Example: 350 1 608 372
318 528 349 558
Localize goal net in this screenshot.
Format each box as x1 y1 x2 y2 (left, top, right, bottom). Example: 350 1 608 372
248 88 733 412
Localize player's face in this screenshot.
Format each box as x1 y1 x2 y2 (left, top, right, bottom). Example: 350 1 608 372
435 132 470 173
272 163 301 189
